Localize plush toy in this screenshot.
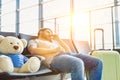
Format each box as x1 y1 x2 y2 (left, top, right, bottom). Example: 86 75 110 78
0 35 45 73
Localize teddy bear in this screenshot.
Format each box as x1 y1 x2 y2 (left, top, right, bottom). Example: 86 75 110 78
0 35 45 73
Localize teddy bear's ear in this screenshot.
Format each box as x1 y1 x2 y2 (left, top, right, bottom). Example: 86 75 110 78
0 35 5 42
21 39 27 47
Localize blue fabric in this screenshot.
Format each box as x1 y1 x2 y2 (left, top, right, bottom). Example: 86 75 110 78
50 53 103 80
0 53 28 68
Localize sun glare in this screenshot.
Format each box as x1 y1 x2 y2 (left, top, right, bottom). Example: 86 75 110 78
72 13 90 40
72 13 89 27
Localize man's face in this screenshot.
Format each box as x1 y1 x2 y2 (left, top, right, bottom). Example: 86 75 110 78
41 29 53 41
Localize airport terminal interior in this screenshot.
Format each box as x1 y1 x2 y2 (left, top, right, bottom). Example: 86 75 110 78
0 0 120 49
0 0 120 80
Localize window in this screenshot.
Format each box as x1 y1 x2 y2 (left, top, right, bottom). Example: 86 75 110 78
19 0 39 35
1 0 16 32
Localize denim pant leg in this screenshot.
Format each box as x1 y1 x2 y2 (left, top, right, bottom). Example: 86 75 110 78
50 54 85 80
71 53 103 80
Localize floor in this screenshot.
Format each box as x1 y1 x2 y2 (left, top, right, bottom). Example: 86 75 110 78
67 78 71 80
66 76 87 80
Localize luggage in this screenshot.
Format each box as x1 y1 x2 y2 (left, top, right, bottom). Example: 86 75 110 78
92 50 120 80
91 28 120 80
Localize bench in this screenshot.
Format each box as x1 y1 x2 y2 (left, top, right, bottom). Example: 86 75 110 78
0 32 60 80
0 32 79 80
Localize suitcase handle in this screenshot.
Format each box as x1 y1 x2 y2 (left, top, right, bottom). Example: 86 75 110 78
94 28 104 50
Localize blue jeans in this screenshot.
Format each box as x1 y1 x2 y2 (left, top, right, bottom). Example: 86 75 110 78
50 53 103 80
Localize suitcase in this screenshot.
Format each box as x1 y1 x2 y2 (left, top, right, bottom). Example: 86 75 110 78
91 28 120 80
92 50 120 80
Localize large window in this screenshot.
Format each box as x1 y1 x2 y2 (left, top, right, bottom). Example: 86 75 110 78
115 6 120 48
0 0 41 35
43 0 70 38
73 0 114 49
43 0 70 19
74 0 114 12
0 0 120 49
91 8 113 49
1 0 16 32
19 0 39 35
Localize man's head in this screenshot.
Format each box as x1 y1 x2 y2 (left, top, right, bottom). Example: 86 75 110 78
38 28 53 41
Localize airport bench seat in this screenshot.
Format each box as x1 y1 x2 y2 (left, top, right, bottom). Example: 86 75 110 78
0 32 62 80
0 32 96 80
0 65 52 79
0 32 77 80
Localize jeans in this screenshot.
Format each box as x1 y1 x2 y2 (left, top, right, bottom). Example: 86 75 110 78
50 53 103 80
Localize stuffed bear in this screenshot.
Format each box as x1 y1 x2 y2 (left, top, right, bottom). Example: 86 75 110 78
0 35 45 73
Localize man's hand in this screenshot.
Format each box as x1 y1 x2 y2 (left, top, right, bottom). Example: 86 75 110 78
53 46 65 53
52 34 60 41
51 33 71 53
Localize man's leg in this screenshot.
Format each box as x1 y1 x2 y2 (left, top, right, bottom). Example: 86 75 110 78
71 53 103 80
50 54 85 80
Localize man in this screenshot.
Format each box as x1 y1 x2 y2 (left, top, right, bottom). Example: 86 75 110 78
28 28 103 80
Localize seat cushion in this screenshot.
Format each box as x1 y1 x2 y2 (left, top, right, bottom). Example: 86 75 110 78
18 33 37 56
0 32 17 37
18 33 37 42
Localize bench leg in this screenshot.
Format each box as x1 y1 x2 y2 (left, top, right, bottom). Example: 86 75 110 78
60 73 66 80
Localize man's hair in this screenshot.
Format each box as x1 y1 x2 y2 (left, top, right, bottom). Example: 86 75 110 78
38 28 53 35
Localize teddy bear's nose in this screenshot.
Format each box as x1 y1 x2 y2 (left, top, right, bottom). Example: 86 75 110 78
13 46 19 50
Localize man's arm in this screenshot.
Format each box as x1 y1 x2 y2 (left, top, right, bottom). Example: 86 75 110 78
28 45 61 56
52 34 72 53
